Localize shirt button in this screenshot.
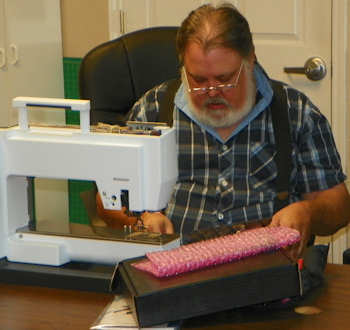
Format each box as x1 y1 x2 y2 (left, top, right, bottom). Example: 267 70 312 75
218 178 228 187
217 212 224 221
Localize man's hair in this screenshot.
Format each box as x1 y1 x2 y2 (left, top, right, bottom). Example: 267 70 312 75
176 3 254 65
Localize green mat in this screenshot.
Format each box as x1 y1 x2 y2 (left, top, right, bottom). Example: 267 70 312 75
64 57 82 125
63 57 93 224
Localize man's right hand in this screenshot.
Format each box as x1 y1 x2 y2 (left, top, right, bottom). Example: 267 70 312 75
96 192 137 228
141 212 174 234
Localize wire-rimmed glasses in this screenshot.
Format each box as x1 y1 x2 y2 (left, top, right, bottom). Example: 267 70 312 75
184 62 243 95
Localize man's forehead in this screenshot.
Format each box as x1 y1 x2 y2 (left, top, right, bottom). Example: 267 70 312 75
184 41 240 57
184 43 242 74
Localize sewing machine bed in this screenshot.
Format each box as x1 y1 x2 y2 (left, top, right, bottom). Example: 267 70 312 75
18 225 179 246
113 251 301 327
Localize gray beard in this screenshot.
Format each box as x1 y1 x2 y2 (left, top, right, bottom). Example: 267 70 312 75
185 67 256 129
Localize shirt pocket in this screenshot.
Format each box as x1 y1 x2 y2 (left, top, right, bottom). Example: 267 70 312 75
249 142 277 191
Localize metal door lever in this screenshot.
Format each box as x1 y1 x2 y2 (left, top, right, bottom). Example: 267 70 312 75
284 56 327 81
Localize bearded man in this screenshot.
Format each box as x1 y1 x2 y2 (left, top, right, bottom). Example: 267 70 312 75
99 3 350 260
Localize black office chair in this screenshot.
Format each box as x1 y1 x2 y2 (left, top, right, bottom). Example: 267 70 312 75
343 248 350 264
79 26 180 125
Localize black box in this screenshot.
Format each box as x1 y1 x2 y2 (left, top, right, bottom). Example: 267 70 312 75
111 251 301 327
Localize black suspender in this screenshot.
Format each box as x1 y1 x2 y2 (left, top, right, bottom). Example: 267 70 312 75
158 78 292 214
269 80 292 212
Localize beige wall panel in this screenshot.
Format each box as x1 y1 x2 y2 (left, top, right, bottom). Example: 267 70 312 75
347 3 350 183
61 0 109 58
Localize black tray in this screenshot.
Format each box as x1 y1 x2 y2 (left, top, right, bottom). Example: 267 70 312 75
112 251 301 327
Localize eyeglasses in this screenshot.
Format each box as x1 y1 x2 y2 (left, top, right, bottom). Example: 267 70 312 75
184 62 243 95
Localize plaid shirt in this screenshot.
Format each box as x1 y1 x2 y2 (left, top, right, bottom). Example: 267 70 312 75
129 65 346 235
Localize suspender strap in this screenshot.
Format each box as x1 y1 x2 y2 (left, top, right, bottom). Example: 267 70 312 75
158 78 181 126
270 80 292 212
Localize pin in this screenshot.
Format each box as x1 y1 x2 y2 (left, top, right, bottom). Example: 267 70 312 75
297 258 304 270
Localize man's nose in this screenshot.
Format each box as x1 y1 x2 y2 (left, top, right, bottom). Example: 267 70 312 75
207 87 221 97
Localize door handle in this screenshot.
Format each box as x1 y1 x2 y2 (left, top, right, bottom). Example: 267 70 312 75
9 44 19 65
0 48 5 68
284 57 327 81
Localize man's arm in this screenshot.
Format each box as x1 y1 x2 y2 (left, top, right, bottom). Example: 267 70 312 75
303 182 350 235
270 182 350 259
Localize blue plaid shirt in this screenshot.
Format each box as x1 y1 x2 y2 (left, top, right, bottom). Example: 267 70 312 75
129 64 346 235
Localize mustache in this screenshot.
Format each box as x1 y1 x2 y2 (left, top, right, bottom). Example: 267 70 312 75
203 97 230 108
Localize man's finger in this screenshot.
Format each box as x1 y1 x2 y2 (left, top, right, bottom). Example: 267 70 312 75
164 219 174 234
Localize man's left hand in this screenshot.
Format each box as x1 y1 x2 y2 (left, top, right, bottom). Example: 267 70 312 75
269 200 312 261
269 183 350 261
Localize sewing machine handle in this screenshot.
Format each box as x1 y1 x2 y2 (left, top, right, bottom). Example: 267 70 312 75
12 97 91 134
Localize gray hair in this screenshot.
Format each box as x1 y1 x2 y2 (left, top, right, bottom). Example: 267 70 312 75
176 3 254 65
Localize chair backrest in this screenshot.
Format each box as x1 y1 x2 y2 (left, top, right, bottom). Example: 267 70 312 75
79 26 180 125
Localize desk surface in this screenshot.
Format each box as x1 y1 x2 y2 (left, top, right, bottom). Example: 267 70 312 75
0 264 349 330
183 263 350 330
0 283 112 329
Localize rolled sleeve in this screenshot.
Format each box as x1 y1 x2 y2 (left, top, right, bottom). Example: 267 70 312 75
292 97 346 194
128 82 169 122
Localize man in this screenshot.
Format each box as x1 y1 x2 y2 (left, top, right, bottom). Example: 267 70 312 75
100 3 350 259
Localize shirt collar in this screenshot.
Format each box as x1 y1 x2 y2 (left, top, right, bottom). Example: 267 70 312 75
174 62 273 143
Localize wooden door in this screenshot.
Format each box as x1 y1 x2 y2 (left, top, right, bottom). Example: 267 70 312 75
0 0 10 126
2 0 69 229
4 0 65 126
230 0 332 120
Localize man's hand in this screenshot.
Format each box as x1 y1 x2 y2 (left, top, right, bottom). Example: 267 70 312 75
141 212 174 234
96 192 137 228
269 201 312 261
270 183 350 261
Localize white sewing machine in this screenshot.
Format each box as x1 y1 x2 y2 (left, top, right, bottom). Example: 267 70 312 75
0 97 179 267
